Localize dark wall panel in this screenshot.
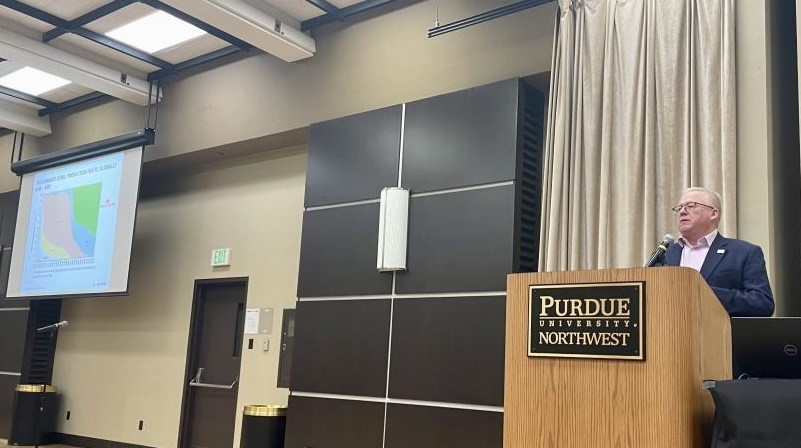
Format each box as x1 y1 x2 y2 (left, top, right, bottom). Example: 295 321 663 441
389 296 505 406
0 373 19 438
402 79 520 193
395 185 515 294
297 204 392 297
0 309 28 372
291 300 390 396
0 190 19 247
305 105 401 207
384 404 503 448
285 396 385 448
0 190 21 303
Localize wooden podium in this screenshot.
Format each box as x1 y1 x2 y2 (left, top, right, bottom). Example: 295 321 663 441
504 267 731 448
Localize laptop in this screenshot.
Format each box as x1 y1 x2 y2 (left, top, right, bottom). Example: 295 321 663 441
731 317 801 379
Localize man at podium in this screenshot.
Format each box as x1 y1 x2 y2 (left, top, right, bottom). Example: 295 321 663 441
663 187 774 317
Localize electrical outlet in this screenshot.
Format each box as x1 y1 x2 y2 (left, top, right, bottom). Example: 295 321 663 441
260 338 270 352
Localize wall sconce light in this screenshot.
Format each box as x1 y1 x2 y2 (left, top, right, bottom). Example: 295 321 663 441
377 187 409 272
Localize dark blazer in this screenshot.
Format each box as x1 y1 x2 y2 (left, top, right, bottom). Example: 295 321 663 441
665 234 774 317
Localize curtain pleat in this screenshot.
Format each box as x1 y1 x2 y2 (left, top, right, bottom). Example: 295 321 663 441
539 0 737 271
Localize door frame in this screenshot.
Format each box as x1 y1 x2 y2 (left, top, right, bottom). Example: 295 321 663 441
177 277 249 448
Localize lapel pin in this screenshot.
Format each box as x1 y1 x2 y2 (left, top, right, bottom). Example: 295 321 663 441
717 249 725 254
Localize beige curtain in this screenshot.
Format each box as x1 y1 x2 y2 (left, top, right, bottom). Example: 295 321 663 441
539 0 736 271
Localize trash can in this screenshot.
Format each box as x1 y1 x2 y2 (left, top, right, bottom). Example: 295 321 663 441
240 405 287 448
8 384 59 446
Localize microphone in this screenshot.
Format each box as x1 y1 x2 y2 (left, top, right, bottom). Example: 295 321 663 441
36 320 68 333
644 234 675 267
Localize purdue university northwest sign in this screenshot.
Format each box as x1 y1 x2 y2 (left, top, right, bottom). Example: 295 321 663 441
528 282 645 360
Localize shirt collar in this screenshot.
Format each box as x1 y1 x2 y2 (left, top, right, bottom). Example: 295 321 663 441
678 229 718 249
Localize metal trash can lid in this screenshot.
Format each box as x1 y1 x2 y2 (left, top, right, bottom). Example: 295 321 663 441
15 384 57 393
243 405 287 417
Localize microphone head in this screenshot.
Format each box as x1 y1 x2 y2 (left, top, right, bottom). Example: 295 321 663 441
662 234 675 246
58 320 69 328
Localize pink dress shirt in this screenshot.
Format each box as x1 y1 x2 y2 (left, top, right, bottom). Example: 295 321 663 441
678 230 719 272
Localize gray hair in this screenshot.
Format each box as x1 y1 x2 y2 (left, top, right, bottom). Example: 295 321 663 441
684 186 722 219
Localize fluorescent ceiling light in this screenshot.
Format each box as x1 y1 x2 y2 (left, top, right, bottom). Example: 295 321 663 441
159 0 315 62
0 28 154 105
106 10 206 54
0 67 70 96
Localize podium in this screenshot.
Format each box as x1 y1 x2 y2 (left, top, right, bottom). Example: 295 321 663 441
504 267 731 448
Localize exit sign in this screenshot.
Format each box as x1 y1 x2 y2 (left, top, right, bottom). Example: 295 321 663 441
211 248 231 267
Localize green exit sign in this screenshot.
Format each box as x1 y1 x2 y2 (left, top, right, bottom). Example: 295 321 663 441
211 248 231 267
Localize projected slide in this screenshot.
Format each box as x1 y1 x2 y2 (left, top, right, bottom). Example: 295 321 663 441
19 152 125 295
38 183 101 260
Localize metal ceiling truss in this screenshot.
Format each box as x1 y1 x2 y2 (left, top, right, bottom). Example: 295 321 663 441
302 0 396 32
0 85 58 110
0 0 252 115
0 0 402 116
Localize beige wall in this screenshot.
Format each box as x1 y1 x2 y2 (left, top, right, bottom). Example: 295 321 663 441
53 146 306 447
20 2 558 447
735 0 774 288
28 0 556 161
0 0 786 446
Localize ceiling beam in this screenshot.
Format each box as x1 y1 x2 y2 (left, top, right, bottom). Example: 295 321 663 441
0 27 154 106
0 98 52 136
43 0 137 42
301 0 395 31
305 0 340 16
157 0 315 61
0 0 173 69
149 45 242 81
140 0 253 50
38 91 109 116
0 86 58 109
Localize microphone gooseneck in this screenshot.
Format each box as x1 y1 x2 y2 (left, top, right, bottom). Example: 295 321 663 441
36 320 69 333
644 234 675 267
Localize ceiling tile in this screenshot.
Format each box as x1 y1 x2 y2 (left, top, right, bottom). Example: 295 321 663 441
22 0 115 21
82 2 157 34
0 6 52 33
328 0 367 9
40 83 95 104
156 35 231 65
55 33 159 74
261 0 325 22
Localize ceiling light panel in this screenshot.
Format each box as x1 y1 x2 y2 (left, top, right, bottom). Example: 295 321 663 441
160 0 316 61
0 66 70 96
106 10 207 54
57 33 164 73
0 27 154 105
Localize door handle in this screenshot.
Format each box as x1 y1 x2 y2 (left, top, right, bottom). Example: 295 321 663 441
188 367 238 389
189 377 239 389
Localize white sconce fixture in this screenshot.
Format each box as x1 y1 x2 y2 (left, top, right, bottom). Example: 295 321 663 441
377 187 409 272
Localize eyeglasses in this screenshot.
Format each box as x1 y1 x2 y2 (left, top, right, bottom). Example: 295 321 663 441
671 202 716 213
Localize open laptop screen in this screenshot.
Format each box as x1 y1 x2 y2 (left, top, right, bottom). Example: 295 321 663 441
731 317 801 379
